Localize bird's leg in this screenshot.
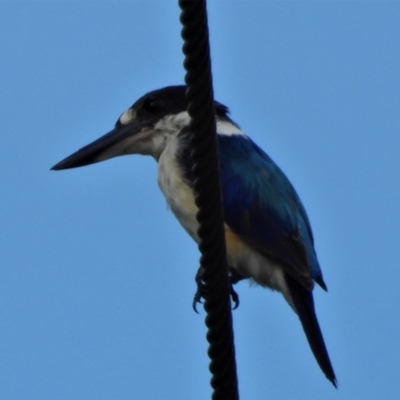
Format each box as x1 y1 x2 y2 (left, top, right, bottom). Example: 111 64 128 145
192 266 244 312
193 266 207 313
229 268 245 284
229 269 244 310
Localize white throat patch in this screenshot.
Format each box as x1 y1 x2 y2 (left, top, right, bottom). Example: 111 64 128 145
154 111 190 132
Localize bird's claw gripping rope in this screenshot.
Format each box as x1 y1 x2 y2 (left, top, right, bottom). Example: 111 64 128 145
193 267 240 312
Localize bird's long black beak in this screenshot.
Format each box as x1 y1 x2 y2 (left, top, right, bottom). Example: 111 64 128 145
51 121 150 171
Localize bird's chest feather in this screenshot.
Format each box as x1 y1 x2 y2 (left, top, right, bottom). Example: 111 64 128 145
157 139 199 241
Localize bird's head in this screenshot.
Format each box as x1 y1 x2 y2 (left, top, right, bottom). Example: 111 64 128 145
51 85 231 170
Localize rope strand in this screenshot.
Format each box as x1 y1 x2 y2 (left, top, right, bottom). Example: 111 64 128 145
179 1 239 399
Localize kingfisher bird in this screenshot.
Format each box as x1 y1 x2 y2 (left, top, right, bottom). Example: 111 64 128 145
52 85 336 386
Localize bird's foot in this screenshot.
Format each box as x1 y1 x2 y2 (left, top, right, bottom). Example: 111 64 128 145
192 267 242 312
193 267 207 313
229 284 240 310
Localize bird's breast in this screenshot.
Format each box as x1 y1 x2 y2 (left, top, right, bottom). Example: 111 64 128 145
157 138 199 241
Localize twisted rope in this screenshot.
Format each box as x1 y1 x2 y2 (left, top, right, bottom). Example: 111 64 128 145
179 1 239 399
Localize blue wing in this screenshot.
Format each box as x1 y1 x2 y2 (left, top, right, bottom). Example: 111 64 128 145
217 134 326 291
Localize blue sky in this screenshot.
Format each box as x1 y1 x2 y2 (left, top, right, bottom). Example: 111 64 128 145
1 1 400 399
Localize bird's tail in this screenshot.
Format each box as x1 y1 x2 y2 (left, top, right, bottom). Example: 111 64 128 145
284 273 337 387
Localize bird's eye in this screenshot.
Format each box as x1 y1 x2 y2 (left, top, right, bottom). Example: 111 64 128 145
143 98 164 114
